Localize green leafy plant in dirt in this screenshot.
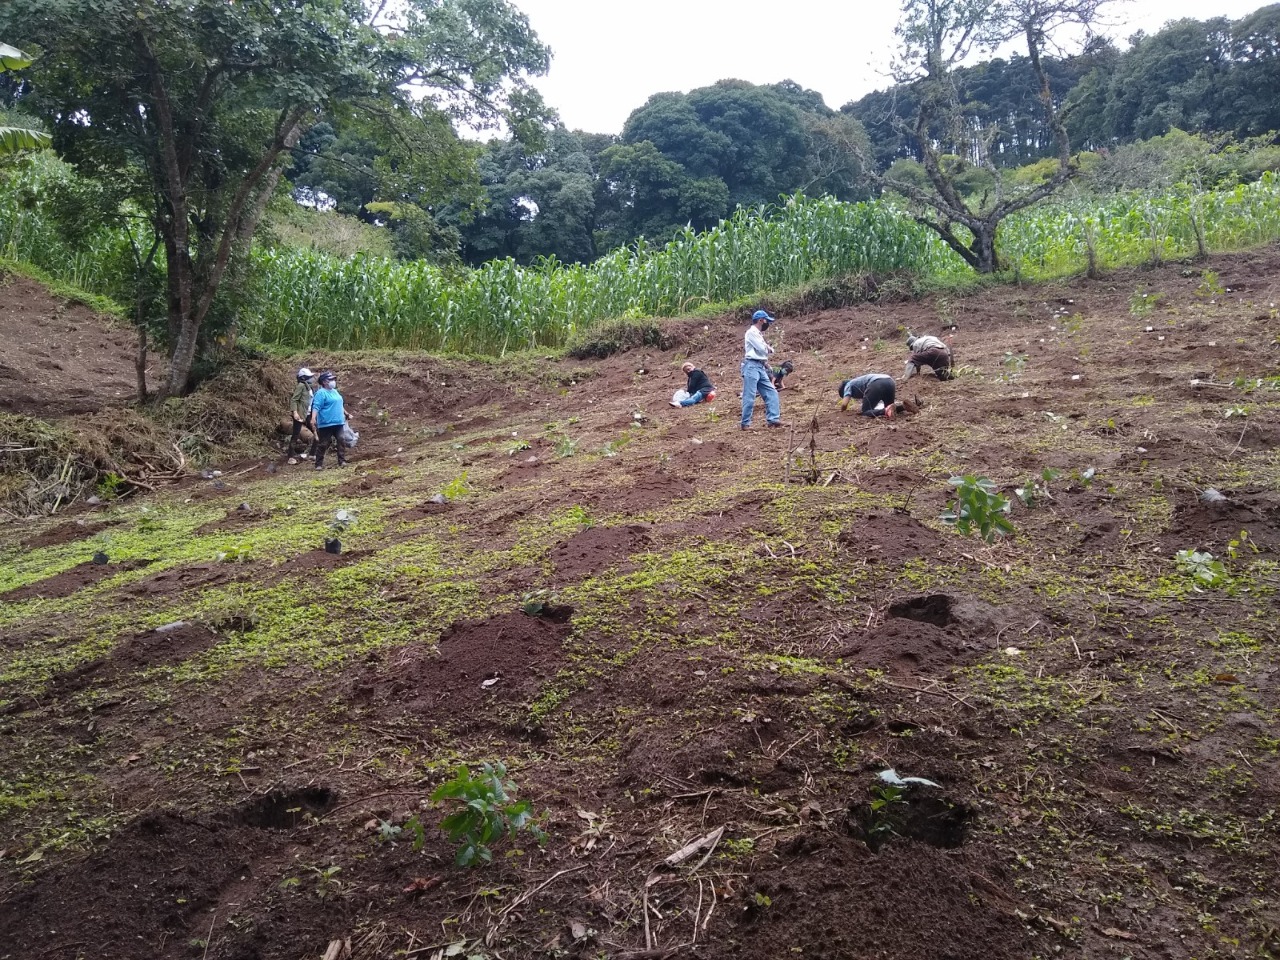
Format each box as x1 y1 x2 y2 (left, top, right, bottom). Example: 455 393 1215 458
1130 288 1164 316
1015 467 1061 507
867 783 906 841
998 352 1027 381
553 433 578 458
520 588 559 616
440 472 470 500
1175 550 1230 589
431 761 545 867
377 815 426 851
941 476 1014 542
1196 270 1226 297
95 472 125 500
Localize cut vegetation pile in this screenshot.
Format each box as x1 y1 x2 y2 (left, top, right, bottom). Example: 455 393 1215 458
0 248 1278 960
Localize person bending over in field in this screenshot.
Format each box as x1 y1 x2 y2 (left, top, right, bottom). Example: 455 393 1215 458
672 362 717 407
284 366 318 464
310 371 350 470
903 333 954 381
839 373 897 418
772 360 794 390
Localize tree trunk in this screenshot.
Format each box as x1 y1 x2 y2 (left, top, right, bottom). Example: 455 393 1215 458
973 220 999 274
135 324 148 404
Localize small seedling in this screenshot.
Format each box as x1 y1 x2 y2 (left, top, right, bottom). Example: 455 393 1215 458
1175 550 1229 589
441 472 470 500
998 352 1027 382
1224 406 1248 419
868 783 906 839
520 588 559 616
431 762 545 867
1015 467 1062 508
941 475 1014 542
1073 466 1097 488
1196 270 1225 298
96 472 125 500
216 543 252 563
554 434 579 458
1130 288 1164 316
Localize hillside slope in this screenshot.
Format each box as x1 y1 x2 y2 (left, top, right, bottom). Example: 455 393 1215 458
1 249 1279 960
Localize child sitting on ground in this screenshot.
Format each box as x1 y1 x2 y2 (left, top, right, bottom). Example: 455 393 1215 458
671 362 717 407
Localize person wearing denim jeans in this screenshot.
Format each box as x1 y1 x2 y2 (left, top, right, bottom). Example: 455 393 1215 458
673 362 717 407
741 310 783 430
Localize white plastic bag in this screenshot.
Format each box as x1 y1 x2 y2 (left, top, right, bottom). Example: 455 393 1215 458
672 389 691 405
341 423 359 448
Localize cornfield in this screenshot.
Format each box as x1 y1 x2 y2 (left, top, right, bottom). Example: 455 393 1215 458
247 196 961 352
4 158 1280 355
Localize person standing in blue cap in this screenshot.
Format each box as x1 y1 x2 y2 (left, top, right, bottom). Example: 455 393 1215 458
741 310 784 430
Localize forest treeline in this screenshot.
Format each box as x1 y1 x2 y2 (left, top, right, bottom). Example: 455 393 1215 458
283 5 1280 269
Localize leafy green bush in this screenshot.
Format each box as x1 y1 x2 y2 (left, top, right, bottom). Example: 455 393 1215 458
941 475 1014 542
431 762 544 867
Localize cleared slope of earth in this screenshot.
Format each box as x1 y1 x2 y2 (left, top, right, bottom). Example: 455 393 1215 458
1 249 1278 960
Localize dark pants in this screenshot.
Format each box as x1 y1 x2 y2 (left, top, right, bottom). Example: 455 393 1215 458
284 419 316 457
314 424 346 467
859 377 896 416
913 346 953 380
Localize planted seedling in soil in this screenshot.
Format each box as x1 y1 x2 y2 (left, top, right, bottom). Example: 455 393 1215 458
1015 467 1061 508
1175 550 1230 589
941 475 1014 542
431 761 545 867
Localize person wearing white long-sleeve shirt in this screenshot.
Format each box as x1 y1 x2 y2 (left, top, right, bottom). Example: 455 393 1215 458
741 310 783 430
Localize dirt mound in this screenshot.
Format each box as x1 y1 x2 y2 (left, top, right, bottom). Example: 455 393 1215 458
735 836 1031 960
0 558 151 602
1163 487 1280 556
19 519 111 549
839 617 975 674
110 623 225 672
551 523 652 580
123 563 248 597
838 509 945 563
359 612 572 724
392 500 453 522
613 465 695 511
193 505 268 535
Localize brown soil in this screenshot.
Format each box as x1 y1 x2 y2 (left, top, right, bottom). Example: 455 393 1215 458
0 273 160 416
0 558 151 601
3 248 1280 960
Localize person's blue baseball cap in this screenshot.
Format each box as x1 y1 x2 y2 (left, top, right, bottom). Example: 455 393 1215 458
752 309 775 325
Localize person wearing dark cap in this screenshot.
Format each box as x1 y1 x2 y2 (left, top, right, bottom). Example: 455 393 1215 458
904 333 954 381
741 310 784 430
838 373 897 418
309 371 350 469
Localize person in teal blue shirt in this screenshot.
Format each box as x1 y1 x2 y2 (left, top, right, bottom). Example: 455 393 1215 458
309 371 349 469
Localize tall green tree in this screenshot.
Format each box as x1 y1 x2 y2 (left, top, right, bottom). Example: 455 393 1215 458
1 0 549 396
872 0 1111 273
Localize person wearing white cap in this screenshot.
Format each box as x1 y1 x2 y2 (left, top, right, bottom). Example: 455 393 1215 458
741 309 784 430
284 366 317 464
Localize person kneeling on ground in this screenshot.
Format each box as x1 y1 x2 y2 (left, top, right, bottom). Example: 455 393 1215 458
772 360 794 390
904 333 954 381
310 371 350 470
284 366 317 464
839 373 897 418
672 362 717 407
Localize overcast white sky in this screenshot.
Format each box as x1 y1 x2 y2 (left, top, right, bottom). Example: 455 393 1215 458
509 0 1275 135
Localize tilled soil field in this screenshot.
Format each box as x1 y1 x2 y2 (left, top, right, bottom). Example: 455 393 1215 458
2 249 1279 960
